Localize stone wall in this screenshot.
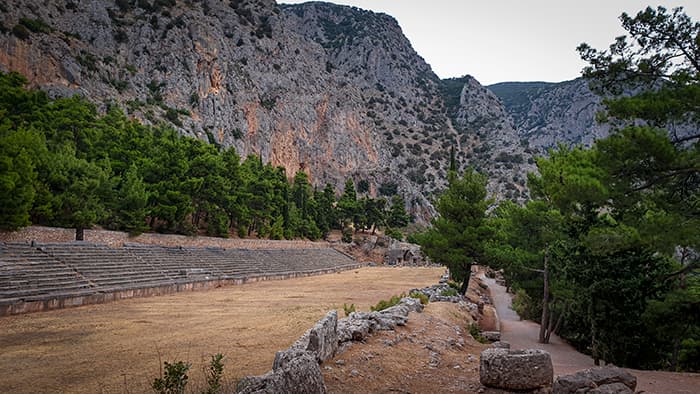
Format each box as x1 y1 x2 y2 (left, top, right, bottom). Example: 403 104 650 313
0 226 331 249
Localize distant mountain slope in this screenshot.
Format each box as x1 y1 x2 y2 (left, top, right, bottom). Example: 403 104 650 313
488 79 610 150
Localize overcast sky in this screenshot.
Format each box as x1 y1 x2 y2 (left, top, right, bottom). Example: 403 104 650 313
280 1 699 85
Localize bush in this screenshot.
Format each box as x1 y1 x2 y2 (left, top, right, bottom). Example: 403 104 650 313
341 226 353 243
12 24 30 40
19 17 51 33
343 303 356 317
469 323 488 343
204 354 224 394
370 293 405 312
385 227 403 241
152 360 190 394
408 291 429 305
440 288 458 297
511 288 540 321
446 280 461 291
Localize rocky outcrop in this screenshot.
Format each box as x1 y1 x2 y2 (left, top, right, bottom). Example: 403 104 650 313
277 310 339 366
441 76 535 201
480 348 554 392
0 0 536 220
488 78 696 152
552 367 637 394
488 79 609 151
236 350 327 394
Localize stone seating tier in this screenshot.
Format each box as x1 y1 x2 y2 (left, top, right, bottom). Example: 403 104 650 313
0 241 359 315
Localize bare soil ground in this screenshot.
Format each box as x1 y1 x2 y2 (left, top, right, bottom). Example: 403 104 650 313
0 266 443 394
322 302 489 393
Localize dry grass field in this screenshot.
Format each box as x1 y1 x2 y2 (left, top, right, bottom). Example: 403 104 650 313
0 266 444 393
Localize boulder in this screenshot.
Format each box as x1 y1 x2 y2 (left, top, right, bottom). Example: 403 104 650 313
400 297 424 312
492 341 510 349
481 331 501 342
237 351 326 394
480 348 553 391
337 315 370 343
286 310 338 364
307 310 339 362
552 367 636 394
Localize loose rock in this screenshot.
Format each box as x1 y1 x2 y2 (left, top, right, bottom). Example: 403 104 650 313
480 348 553 391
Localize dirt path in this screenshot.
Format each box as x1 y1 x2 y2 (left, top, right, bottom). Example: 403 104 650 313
0 267 443 394
483 275 700 394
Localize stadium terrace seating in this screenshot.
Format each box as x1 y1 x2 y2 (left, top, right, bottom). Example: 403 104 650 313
0 242 358 315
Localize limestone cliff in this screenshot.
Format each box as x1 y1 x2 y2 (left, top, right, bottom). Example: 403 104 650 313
0 0 531 217
488 79 609 150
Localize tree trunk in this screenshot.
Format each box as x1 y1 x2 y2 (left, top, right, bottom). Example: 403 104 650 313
671 335 681 371
544 298 557 343
551 301 567 338
539 243 550 343
460 266 471 296
75 227 84 241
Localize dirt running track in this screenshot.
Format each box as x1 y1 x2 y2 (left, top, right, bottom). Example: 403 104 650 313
483 275 700 394
0 266 444 393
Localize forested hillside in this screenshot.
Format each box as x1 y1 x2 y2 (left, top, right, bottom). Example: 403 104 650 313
0 71 410 240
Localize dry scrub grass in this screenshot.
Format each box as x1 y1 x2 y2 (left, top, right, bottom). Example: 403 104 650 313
0 266 443 393
323 302 489 393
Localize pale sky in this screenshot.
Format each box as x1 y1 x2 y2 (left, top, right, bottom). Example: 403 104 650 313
280 1 700 85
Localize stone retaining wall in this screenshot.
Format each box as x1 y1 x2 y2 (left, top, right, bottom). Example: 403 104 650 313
0 226 331 249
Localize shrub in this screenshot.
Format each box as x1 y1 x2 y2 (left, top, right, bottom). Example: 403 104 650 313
152 360 190 394
19 17 51 33
469 323 488 343
511 288 539 321
165 107 182 127
408 291 429 305
189 91 199 106
446 280 461 291
343 303 356 317
370 293 405 312
204 354 224 394
341 226 353 243
12 24 30 40
385 227 403 241
440 288 459 297
231 128 243 139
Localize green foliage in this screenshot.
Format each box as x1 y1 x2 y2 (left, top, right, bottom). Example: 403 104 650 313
152 360 190 394
370 293 405 312
203 354 225 394
511 288 539 321
342 303 356 317
408 291 429 305
18 17 51 34
440 288 458 297
378 182 398 196
384 227 403 241
414 169 493 293
468 323 488 344
12 24 30 39
341 226 353 243
446 280 461 291
387 194 410 228
0 70 417 243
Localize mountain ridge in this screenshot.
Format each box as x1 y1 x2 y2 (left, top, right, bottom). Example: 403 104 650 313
0 0 533 218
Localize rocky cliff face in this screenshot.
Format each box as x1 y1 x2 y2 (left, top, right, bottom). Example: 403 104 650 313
440 76 534 200
0 0 531 217
488 79 610 151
